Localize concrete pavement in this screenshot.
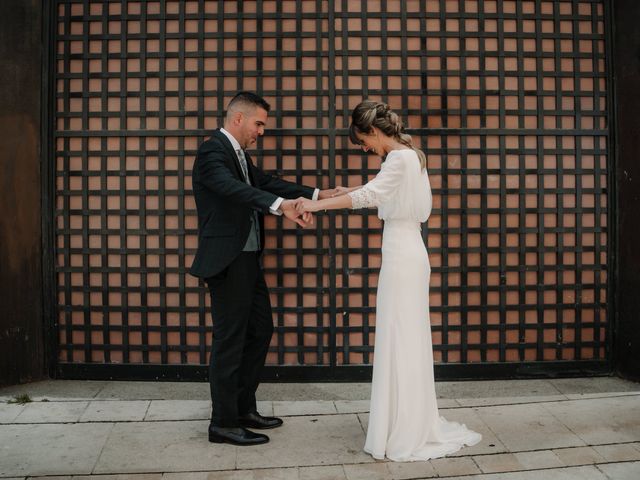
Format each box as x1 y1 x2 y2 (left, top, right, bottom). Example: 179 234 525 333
0 377 639 479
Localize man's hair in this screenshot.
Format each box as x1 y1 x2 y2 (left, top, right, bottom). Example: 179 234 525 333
226 91 271 117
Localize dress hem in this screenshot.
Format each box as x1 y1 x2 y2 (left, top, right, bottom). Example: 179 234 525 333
364 434 482 462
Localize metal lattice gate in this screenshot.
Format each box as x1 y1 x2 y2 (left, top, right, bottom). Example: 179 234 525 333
50 0 612 380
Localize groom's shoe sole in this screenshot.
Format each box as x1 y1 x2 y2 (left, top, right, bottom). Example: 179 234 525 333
208 430 269 446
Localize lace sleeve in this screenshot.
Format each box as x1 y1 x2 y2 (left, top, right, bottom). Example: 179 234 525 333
348 186 377 209
347 152 406 210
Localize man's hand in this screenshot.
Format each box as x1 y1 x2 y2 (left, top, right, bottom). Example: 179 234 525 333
281 199 314 227
319 187 353 199
330 186 352 197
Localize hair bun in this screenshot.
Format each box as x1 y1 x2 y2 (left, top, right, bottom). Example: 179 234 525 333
387 111 402 134
376 103 389 115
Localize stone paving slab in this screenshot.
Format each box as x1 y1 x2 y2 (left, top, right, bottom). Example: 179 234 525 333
563 391 640 400
512 450 564 470
592 443 640 462
344 460 468 480
0 403 25 423
0 423 113 477
256 383 371 402
342 462 401 480
475 403 587 452
456 395 568 407
386 460 439 479
298 465 346 480
29 477 71 480
71 476 162 480
273 401 338 417
96 383 210 401
333 399 460 413
80 401 150 423
430 457 481 477
144 401 211 422
257 401 275 417
13 401 89 423
435 380 563 400
235 415 373 470
543 395 640 445
355 414 369 435
596 460 640 480
442 408 509 457
473 453 523 474
334 400 369 414
550 377 640 395
0 380 106 402
93 420 235 474
433 398 459 408
163 469 299 480
443 464 609 479
552 446 607 466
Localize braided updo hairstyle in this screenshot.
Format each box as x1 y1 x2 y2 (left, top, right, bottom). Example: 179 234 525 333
348 100 426 170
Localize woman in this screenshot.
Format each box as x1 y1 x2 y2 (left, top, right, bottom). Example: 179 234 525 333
295 101 481 461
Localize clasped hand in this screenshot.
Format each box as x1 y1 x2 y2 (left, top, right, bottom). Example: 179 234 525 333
280 199 314 228
293 197 320 215
293 186 349 216
281 187 349 228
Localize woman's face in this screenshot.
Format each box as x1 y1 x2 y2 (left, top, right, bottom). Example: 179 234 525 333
355 128 382 155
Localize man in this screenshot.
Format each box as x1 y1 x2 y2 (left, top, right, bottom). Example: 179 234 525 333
190 92 333 446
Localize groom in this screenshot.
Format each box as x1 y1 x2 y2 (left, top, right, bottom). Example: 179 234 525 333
190 91 332 446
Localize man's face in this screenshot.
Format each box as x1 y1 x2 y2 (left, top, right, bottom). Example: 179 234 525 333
238 107 268 149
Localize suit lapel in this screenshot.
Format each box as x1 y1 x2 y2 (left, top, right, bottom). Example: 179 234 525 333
212 129 246 181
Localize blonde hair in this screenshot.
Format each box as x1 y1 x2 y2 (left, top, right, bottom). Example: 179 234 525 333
348 100 426 170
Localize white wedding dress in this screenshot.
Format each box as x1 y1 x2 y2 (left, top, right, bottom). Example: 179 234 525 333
348 149 482 462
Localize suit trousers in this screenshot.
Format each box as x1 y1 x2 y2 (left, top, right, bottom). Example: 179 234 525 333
205 252 274 427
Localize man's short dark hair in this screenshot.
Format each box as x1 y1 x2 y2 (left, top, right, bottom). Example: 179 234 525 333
227 91 271 114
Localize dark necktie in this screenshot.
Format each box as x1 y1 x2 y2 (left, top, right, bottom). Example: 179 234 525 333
236 148 260 250
236 149 250 184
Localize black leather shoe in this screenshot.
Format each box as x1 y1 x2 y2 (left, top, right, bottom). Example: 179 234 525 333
238 411 284 430
208 425 269 445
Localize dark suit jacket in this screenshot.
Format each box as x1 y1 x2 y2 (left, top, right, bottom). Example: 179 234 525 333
189 129 315 279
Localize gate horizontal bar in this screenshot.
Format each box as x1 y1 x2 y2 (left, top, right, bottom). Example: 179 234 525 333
56 360 611 383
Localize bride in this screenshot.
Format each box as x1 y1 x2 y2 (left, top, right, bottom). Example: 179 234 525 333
295 100 481 461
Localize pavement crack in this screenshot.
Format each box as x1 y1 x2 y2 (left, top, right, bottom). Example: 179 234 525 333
90 421 117 475
356 413 366 435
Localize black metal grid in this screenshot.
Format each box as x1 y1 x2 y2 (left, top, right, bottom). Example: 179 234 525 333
51 0 611 380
